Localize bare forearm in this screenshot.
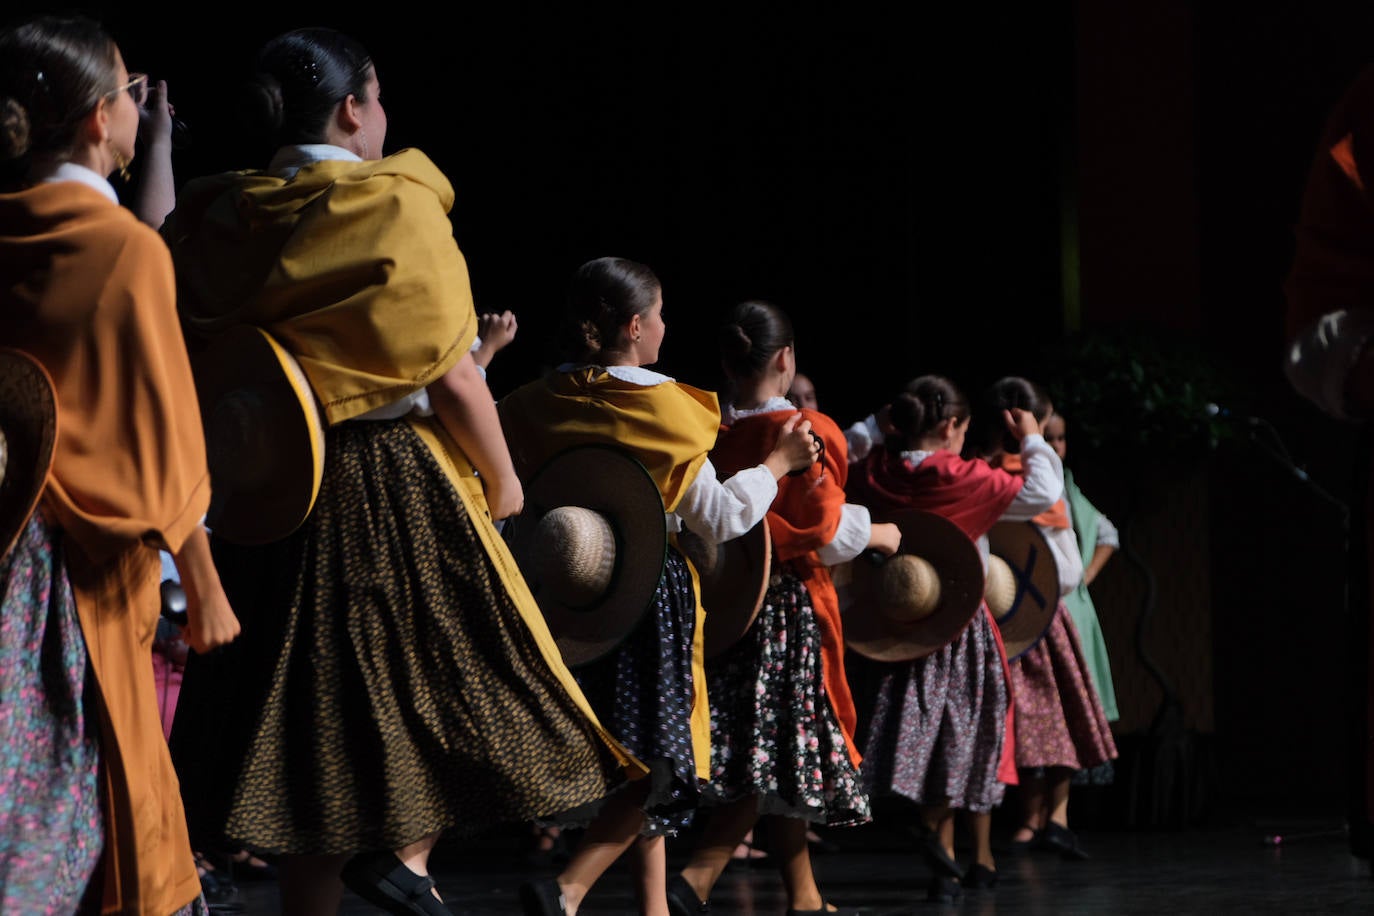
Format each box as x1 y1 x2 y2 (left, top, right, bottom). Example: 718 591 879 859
1083 544 1115 586
427 352 524 518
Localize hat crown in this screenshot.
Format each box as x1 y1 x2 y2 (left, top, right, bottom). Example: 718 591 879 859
985 554 1017 619
532 505 617 608
878 553 941 621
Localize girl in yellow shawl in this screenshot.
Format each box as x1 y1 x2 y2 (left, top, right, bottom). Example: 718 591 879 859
501 258 820 916
163 29 633 916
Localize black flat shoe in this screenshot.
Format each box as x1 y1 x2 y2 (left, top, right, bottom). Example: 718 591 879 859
340 850 450 915
667 874 710 915
962 863 998 889
920 831 965 880
518 877 566 916
927 874 962 905
1005 826 1041 855
1041 822 1090 860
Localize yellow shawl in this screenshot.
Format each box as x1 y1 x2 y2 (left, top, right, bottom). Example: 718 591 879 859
499 367 723 777
163 148 474 423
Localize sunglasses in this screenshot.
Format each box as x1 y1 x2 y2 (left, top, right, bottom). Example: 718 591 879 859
107 72 149 107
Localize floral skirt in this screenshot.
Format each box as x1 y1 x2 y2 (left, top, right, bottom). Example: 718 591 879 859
1008 604 1118 771
172 419 618 854
703 568 869 827
574 548 699 836
852 609 1009 813
0 511 104 914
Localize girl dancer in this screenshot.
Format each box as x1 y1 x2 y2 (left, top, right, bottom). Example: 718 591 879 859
164 29 634 915
499 259 820 916
846 375 1062 901
666 301 901 916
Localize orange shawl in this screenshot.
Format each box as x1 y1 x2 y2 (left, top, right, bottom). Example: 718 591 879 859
710 408 862 768
0 182 209 915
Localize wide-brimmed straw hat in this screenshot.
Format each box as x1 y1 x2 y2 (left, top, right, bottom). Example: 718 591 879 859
505 444 667 667
191 325 325 545
678 520 772 659
986 520 1061 660
0 349 57 562
844 509 985 662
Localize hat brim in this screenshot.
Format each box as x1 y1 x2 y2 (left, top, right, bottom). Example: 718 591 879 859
192 326 325 546
680 520 771 660
507 445 667 667
846 509 985 662
0 349 57 562
987 520 1061 660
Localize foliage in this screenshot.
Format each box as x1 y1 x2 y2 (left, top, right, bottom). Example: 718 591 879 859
1041 327 1241 475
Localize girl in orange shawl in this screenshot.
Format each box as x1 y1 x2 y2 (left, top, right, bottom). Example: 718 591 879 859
0 15 240 915
667 301 901 916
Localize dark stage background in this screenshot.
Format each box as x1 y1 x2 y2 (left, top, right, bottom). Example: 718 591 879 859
14 1 1374 833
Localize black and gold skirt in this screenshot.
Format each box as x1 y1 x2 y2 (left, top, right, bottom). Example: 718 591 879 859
171 419 617 854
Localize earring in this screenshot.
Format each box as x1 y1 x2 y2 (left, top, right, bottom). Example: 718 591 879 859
108 141 131 182
633 334 642 341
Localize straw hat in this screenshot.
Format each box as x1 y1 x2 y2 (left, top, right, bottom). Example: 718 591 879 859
0 349 57 562
505 444 667 667
844 509 985 661
986 520 1061 660
191 325 325 545
678 520 772 659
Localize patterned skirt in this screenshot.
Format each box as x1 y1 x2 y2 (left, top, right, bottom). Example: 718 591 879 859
0 511 103 914
573 548 699 836
853 609 1008 813
702 567 869 827
171 419 617 855
1008 604 1118 771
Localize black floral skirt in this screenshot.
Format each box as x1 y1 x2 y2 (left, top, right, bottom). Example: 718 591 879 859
171 419 618 854
702 567 869 827
572 547 700 836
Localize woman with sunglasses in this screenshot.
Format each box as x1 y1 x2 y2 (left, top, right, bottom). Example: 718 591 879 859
0 14 242 914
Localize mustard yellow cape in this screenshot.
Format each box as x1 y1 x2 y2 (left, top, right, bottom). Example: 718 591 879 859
164 148 475 423
499 367 723 777
165 152 641 777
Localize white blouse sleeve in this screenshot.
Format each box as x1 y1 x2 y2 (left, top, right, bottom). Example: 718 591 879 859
816 503 872 566
1096 513 1120 548
844 414 884 463
999 434 1064 520
673 459 778 544
1285 309 1374 420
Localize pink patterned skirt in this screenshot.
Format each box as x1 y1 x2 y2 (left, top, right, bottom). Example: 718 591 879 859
1007 604 1117 771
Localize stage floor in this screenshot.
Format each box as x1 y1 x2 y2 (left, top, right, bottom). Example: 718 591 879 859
210 817 1371 914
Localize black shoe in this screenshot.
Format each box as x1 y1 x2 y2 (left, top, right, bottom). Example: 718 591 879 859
962 863 998 890
340 850 451 915
787 904 863 915
667 874 710 915
1005 826 1041 855
926 874 962 904
518 877 567 916
920 830 965 880
1041 822 1090 860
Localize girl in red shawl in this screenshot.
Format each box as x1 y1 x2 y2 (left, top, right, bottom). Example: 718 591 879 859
971 377 1117 861
667 301 901 916
846 375 1061 902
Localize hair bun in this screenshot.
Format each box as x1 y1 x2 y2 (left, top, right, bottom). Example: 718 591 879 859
719 323 752 358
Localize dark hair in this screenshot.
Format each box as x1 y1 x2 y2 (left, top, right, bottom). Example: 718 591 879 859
972 375 1050 455
0 15 119 186
884 374 970 454
719 300 794 379
559 257 661 363
241 28 373 149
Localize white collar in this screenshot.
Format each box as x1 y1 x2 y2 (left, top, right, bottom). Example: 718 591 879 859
557 363 675 386
38 161 118 204
268 144 363 178
899 448 937 467
723 396 795 424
